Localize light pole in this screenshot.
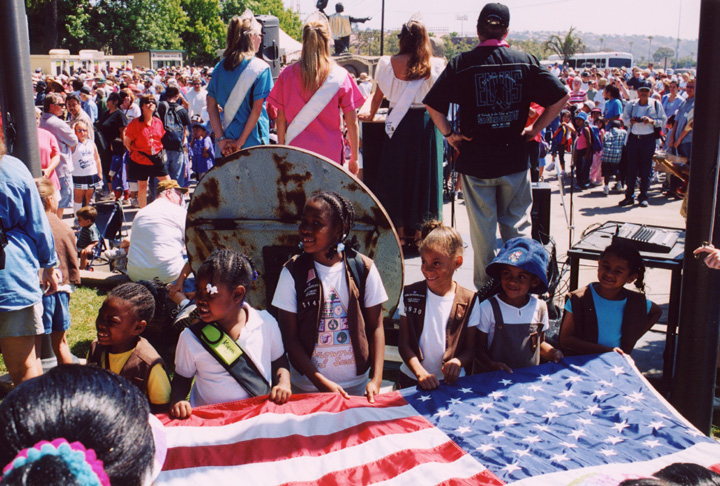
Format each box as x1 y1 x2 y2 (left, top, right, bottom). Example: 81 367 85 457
456 14 467 37
380 0 385 56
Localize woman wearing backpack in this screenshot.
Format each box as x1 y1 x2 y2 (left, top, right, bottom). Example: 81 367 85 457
207 10 273 158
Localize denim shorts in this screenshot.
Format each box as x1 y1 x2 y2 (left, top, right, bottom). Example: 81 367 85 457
58 175 74 208
42 292 72 333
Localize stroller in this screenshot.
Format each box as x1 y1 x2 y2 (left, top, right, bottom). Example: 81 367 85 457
86 201 127 272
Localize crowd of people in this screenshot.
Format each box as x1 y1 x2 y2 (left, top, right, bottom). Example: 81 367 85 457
0 2 714 484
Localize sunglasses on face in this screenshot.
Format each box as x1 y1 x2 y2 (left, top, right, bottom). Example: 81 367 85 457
76 128 88 133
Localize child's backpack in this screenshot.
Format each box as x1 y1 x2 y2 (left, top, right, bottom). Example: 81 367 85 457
588 125 603 153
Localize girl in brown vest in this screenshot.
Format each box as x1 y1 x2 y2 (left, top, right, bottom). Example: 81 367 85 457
559 241 662 356
88 281 171 413
272 191 388 402
398 221 477 390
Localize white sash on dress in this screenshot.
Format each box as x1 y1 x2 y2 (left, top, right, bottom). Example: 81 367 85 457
285 65 346 145
222 57 269 131
384 77 425 138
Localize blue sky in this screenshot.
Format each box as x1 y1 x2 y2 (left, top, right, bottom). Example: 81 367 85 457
282 0 702 40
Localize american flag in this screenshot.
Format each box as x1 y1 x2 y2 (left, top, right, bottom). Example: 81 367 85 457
155 353 720 485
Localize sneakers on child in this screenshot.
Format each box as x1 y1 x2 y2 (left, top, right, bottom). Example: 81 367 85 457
639 199 649 208
603 185 610 195
545 161 556 172
618 197 634 207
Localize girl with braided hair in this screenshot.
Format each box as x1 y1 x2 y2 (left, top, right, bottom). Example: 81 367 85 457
170 249 291 419
272 191 388 402
87 281 171 414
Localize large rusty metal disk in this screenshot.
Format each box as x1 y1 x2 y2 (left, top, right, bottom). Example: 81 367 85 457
186 145 403 317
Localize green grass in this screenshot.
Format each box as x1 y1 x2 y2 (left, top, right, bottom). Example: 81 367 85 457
0 286 106 376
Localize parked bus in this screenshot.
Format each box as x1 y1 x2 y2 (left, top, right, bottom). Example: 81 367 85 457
547 52 634 70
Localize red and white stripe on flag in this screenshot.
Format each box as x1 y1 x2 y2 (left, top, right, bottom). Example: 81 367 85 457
156 392 504 486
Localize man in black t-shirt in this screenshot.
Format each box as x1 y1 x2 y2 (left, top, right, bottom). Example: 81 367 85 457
424 3 568 288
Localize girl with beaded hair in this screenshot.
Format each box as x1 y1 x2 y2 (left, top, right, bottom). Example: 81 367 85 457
207 9 274 158
0 365 163 486
359 13 446 250
272 191 388 402
267 12 365 172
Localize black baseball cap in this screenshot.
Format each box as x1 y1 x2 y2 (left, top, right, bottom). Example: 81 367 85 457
637 80 652 91
478 3 510 27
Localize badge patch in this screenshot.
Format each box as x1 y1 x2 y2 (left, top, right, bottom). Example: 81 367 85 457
508 251 523 263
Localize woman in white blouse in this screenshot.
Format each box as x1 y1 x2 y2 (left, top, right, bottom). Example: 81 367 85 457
359 17 445 250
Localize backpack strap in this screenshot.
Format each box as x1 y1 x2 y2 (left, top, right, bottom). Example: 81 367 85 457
189 321 271 397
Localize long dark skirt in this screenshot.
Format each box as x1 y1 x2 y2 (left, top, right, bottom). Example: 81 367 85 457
372 108 443 232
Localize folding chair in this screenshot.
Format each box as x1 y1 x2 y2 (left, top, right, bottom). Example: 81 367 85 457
87 201 127 271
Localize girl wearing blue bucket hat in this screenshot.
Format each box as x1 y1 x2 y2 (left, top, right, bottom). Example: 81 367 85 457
470 237 563 371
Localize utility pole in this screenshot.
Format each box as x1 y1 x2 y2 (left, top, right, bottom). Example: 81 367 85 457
671 0 720 434
0 0 41 175
380 0 385 56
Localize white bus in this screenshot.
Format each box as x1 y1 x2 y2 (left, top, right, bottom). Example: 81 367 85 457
547 52 634 70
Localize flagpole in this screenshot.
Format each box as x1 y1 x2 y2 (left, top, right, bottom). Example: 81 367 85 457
670 0 720 434
379 0 385 56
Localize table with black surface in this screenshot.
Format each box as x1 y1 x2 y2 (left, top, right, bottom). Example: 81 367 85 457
567 221 685 382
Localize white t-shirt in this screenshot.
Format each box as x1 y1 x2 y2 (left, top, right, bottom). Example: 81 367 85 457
71 139 99 177
174 305 284 407
271 258 388 392
186 88 209 121
468 295 549 347
398 285 466 381
123 103 141 122
126 198 187 283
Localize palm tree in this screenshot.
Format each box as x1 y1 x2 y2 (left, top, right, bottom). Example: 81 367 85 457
599 37 604 51
544 27 585 66
647 36 654 64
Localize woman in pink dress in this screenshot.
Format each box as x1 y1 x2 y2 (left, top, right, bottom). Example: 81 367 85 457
268 17 365 174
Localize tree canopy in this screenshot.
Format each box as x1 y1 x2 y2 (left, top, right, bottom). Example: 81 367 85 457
25 0 302 64
544 27 585 65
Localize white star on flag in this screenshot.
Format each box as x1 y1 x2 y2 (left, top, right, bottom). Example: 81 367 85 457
520 395 536 402
648 421 666 430
610 365 626 376
627 391 645 403
459 388 473 394
598 379 614 387
551 453 570 463
569 429 586 440
560 389 576 398
540 375 552 382
489 391 505 400
534 424 551 432
542 411 560 421
586 404 602 415
499 417 518 427
528 384 543 392
449 397 463 405
567 376 583 383
467 414 484 422
605 436 624 445
455 426 471 435
499 379 513 386
417 395 431 402
600 449 618 457
611 420 630 433
577 417 593 426
434 409 452 418
489 430 506 439
551 400 568 408
617 405 636 414
522 435 541 444
510 407 527 415
476 443 495 453
477 401 494 411
644 439 661 448
513 448 531 457
502 463 521 474
591 389 608 399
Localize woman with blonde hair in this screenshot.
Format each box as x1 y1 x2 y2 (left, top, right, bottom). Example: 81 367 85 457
208 10 273 158
268 14 365 173
359 16 446 248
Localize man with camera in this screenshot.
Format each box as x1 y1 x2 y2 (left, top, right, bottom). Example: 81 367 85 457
619 81 667 208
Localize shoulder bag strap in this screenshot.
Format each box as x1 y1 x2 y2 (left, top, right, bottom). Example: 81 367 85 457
189 321 271 397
